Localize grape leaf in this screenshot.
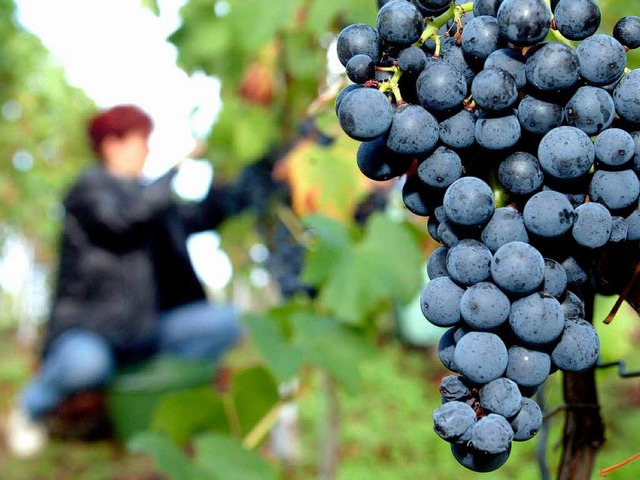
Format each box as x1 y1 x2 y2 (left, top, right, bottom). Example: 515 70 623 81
193 433 280 480
291 311 375 393
230 365 280 437
317 213 424 324
242 312 305 383
128 431 206 480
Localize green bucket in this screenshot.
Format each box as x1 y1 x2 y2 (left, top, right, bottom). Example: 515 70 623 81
106 355 217 443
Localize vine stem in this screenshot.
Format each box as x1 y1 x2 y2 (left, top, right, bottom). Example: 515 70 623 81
558 285 605 480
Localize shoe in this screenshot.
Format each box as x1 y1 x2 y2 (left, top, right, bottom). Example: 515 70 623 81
5 402 48 457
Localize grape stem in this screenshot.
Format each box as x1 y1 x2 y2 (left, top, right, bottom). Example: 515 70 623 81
600 452 640 477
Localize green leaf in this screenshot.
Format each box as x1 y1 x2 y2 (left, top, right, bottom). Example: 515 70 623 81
209 98 279 166
150 386 230 446
293 312 375 393
230 365 280 437
225 0 302 50
301 214 353 286
318 213 423 324
193 432 280 480
128 431 205 480
242 312 304 383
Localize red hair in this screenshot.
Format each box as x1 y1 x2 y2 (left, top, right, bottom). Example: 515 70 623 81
87 104 153 157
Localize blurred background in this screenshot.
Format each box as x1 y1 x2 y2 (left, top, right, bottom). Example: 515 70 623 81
0 0 639 479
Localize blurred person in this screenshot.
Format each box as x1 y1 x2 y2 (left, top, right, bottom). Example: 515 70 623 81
6 104 248 456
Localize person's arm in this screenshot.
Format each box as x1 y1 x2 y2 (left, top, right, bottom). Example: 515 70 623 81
65 168 178 242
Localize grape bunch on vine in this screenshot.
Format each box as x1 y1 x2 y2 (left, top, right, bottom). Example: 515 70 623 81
334 0 640 472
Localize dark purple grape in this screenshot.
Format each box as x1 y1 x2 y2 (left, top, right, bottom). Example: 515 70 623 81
345 54 375 84
516 95 564 135
356 136 413 181
485 48 526 89
336 23 380 67
565 86 615 136
614 16 640 49
576 34 626 87
397 45 428 74
475 112 521 150
613 70 640 125
471 68 518 112
417 146 463 189
376 0 425 46
461 15 501 62
497 0 551 46
439 109 477 150
337 87 393 141
498 151 544 195
538 126 595 181
553 0 601 41
386 104 439 155
416 59 468 113
525 42 580 92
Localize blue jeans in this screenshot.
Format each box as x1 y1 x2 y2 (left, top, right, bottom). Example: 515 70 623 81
21 301 244 419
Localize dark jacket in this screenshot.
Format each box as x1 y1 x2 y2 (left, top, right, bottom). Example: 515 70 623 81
42 165 247 360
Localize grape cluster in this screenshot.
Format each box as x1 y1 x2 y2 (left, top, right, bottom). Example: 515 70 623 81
334 0 640 472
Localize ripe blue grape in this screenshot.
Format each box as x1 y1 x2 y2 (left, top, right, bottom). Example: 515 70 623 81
439 109 477 150
376 0 424 46
346 54 375 84
562 290 585 319
613 70 640 125
537 126 595 181
510 397 543 441
417 146 463 189
461 15 501 62
433 400 477 442
589 169 640 211
479 377 523 418
426 245 449 280
337 87 393 141
543 258 568 298
469 413 514 454
525 42 579 92
397 45 428 74
473 0 505 17
475 112 522 150
451 443 511 473
614 16 640 49
553 0 601 41
565 86 615 135
446 239 493 286
576 34 627 87
460 281 511 330
356 137 413 181
438 327 458 371
336 23 380 67
453 331 509 384
491 241 545 294
506 345 551 388
572 202 613 249
497 0 551 45
523 190 575 238
485 48 526 89
420 276 464 327
594 128 636 167
517 95 564 135
471 68 518 112
498 151 544 195
480 207 530 252
509 293 565 346
386 104 439 155
443 177 495 227
416 59 468 113
551 318 600 372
